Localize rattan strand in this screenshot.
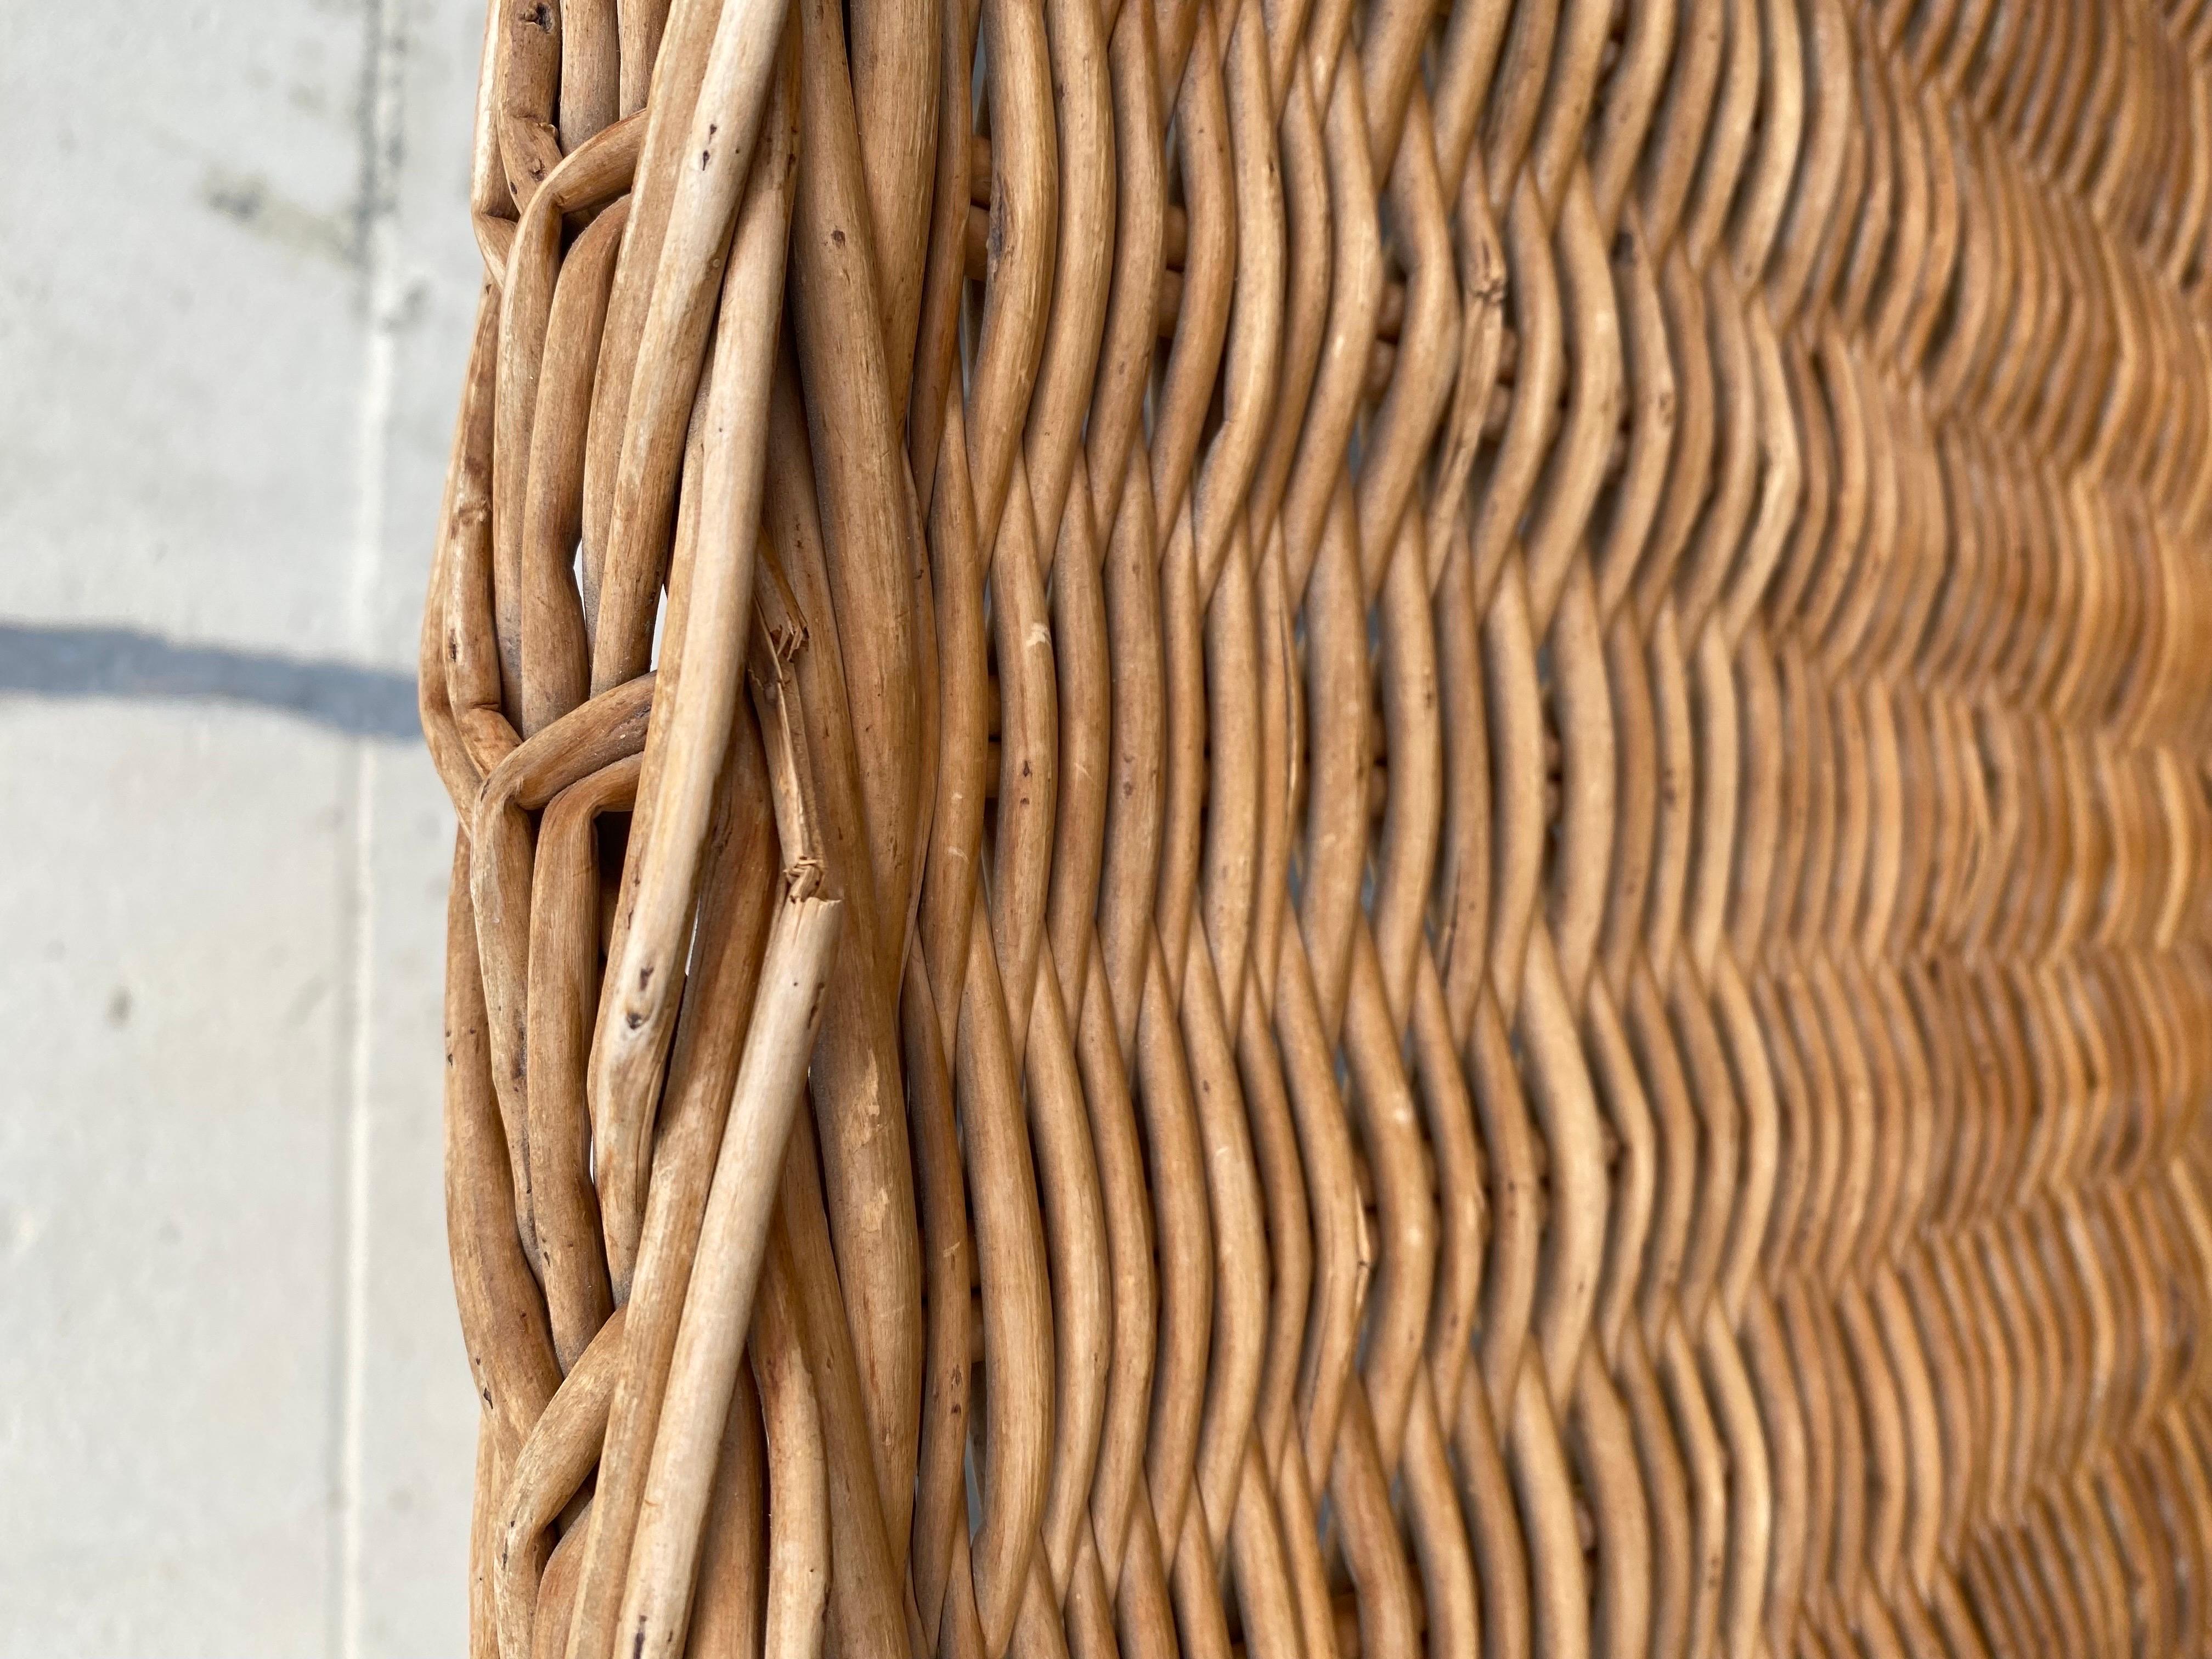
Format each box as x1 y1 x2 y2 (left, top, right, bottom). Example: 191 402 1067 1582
423 2 2212 1655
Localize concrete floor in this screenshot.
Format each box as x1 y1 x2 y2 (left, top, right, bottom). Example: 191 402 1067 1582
2 0 487 1649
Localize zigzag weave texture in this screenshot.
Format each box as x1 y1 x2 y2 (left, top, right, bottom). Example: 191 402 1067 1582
423 2 2212 1656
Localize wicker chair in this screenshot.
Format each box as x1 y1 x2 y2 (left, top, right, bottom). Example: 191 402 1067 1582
421 1 2212 1655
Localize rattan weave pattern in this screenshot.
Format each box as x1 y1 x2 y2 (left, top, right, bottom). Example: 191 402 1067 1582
422 2 2212 1656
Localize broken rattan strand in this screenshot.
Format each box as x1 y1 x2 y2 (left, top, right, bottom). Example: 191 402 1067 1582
424 0 2212 1655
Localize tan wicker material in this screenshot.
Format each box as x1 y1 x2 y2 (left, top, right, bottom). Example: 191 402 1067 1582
421 0 2212 1654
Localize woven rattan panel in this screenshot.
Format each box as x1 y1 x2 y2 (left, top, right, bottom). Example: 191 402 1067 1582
424 1 2212 1655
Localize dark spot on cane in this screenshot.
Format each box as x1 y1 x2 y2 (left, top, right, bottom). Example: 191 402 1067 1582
625 1011 644 1030
832 227 846 247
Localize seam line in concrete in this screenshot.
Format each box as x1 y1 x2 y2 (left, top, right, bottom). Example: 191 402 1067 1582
338 0 409 1649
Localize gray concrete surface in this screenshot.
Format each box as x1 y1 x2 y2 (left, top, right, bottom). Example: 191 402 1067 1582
1 0 489 1650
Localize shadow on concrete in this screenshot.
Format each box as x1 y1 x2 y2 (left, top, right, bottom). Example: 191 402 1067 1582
0 622 421 741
